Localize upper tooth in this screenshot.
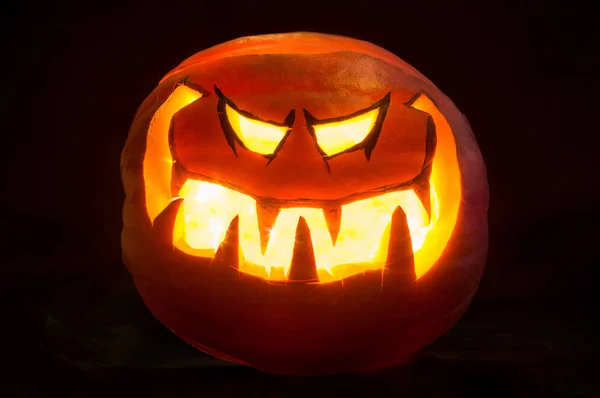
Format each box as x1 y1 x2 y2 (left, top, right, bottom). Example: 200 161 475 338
322 205 342 245
414 114 436 222
171 161 188 197
255 201 280 255
414 177 432 223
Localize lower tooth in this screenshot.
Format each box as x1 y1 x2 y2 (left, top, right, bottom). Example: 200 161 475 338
383 206 416 286
287 216 319 282
153 198 184 247
211 215 240 270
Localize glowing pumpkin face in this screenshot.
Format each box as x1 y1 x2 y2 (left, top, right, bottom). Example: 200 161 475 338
121 33 489 375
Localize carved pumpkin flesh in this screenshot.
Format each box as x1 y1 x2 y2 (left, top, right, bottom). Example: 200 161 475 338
121 33 489 375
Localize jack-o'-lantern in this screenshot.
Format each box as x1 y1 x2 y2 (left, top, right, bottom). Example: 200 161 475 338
121 32 489 375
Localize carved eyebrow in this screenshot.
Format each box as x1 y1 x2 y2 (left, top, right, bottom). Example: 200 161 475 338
214 85 295 128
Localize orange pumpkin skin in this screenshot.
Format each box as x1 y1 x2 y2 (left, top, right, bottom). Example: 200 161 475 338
121 33 489 375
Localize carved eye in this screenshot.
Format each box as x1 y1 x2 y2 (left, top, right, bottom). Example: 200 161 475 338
304 93 390 159
224 105 290 155
311 108 379 157
216 86 295 157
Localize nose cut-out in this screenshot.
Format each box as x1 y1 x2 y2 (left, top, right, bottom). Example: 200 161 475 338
267 111 330 173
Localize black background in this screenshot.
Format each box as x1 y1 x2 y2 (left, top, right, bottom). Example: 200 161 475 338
1 0 599 396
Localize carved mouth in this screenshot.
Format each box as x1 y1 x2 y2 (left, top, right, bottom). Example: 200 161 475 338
156 177 435 283
141 84 462 284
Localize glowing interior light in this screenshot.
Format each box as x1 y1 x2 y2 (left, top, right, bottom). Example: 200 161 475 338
313 108 379 156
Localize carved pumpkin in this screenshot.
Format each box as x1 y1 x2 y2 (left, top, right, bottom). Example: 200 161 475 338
121 32 489 375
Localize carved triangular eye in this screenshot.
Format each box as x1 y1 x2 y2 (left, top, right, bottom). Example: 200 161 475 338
225 105 290 155
216 86 295 157
304 92 390 160
311 108 379 156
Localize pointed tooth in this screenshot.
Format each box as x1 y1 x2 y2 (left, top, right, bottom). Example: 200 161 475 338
256 202 280 255
322 205 342 245
211 216 239 269
425 115 438 165
153 198 183 247
287 216 319 283
382 206 416 288
412 115 437 222
171 160 187 197
414 178 431 222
